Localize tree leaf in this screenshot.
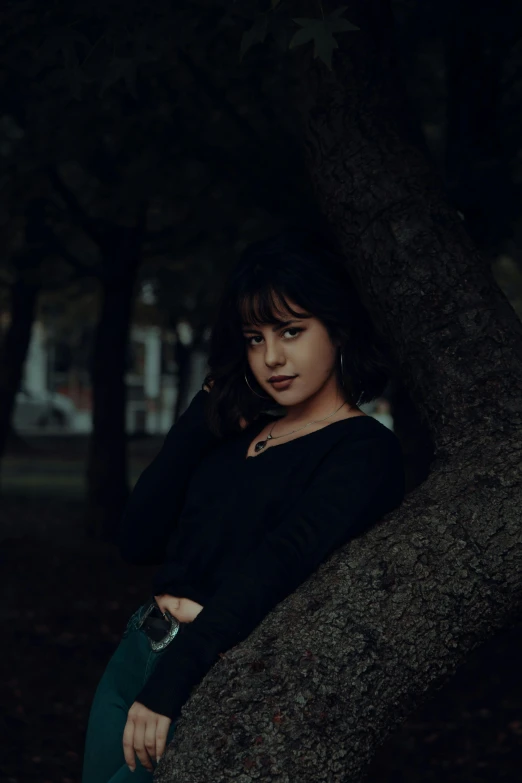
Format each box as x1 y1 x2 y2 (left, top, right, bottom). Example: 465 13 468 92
289 8 360 70
239 13 268 62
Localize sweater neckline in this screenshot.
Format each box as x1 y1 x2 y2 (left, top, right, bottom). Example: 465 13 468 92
243 412 373 460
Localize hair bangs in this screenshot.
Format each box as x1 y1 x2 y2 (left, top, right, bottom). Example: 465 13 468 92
238 285 307 329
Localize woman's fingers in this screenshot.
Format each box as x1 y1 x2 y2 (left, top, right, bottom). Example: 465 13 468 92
124 704 173 772
122 718 136 771
134 721 153 772
144 720 158 770
123 715 154 772
155 719 171 765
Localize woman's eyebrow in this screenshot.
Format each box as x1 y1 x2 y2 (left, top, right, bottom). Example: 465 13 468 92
241 319 303 333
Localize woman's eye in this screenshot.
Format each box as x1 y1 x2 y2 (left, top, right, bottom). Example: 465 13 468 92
244 327 303 346
284 327 303 339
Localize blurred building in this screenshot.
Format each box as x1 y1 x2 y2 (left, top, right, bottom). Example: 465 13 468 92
16 320 208 435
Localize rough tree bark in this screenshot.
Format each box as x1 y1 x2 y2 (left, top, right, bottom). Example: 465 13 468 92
156 1 522 781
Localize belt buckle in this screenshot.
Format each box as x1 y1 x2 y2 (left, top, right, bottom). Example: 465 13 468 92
136 602 157 630
148 609 181 652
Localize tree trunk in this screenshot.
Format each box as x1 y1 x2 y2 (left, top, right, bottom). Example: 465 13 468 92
385 376 434 493
156 2 522 782
173 337 193 423
84 271 136 541
0 271 40 487
0 199 58 486
85 205 147 542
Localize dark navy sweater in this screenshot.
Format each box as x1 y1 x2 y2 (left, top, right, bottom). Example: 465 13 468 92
119 389 405 720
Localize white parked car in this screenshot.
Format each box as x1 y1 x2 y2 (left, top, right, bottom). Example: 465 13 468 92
13 388 78 429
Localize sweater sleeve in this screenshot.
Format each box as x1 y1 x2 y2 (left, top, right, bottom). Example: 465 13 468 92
118 389 219 565
134 431 405 719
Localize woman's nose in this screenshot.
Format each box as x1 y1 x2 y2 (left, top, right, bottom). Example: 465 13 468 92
263 343 285 363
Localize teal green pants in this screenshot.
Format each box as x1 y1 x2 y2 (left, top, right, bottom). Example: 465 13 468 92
81 603 181 783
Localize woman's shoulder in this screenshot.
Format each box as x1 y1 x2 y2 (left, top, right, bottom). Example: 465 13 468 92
330 414 402 455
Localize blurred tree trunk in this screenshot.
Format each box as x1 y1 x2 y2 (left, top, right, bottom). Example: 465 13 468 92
173 326 193 423
0 269 40 486
0 198 54 485
85 203 148 542
386 376 434 493
159 2 522 782
444 0 519 256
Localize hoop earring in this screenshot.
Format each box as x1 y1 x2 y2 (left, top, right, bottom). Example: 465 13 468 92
244 367 272 399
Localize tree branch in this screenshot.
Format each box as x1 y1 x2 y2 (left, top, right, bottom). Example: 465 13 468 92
45 165 109 249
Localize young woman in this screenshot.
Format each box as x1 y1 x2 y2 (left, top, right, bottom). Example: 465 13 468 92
81 229 405 782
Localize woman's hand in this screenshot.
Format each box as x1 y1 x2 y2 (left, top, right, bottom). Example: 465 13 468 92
123 701 171 772
154 594 204 623
202 379 249 429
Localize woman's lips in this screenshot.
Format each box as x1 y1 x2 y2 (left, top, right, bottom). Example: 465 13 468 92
270 377 296 390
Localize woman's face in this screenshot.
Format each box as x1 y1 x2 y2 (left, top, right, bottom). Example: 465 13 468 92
241 296 344 413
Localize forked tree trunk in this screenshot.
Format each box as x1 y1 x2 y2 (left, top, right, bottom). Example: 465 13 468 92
157 2 522 781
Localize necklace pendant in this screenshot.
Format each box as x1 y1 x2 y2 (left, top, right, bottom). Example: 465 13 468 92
254 432 273 453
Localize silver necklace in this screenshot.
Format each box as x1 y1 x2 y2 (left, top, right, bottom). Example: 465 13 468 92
254 400 348 454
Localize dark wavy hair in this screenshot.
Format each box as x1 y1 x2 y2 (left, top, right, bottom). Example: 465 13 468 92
202 229 394 438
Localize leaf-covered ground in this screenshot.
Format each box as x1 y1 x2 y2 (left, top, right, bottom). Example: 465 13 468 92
0 495 521 783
